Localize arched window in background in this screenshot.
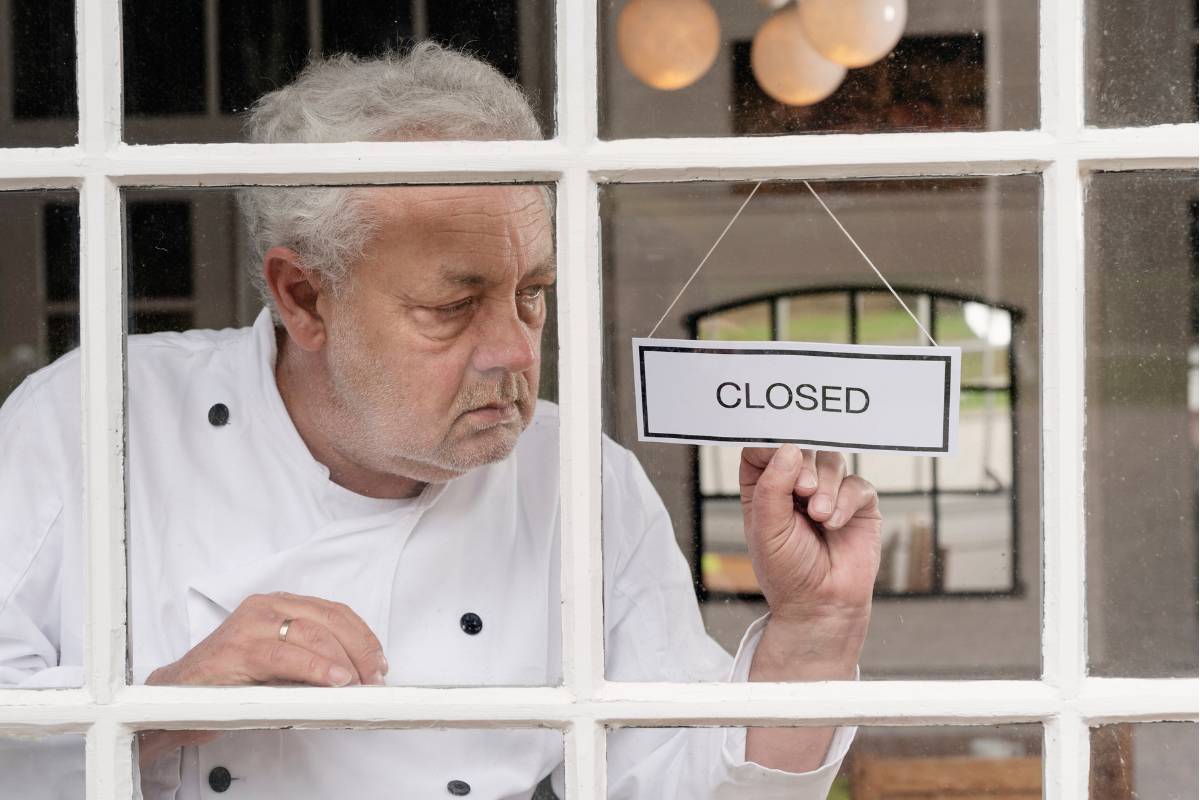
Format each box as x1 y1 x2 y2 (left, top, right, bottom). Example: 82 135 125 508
692 287 1021 599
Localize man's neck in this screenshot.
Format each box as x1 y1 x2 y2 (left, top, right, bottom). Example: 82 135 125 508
274 329 426 500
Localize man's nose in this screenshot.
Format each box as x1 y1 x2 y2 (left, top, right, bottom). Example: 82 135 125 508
472 303 537 374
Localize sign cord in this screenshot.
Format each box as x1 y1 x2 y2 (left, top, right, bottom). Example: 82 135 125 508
646 181 763 338
645 179 938 347
802 180 939 346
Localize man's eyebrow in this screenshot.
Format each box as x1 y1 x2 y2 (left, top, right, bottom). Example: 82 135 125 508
437 261 557 287
438 265 488 287
524 261 558 281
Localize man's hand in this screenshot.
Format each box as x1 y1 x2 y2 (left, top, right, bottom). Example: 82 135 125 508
146 591 388 689
140 592 388 770
740 444 882 773
740 444 881 640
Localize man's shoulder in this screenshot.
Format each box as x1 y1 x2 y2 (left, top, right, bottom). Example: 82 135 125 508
126 324 255 373
515 400 647 492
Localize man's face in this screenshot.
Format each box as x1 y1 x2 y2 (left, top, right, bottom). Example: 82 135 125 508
319 185 554 484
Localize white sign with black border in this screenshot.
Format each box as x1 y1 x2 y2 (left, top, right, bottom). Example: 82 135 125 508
632 337 961 456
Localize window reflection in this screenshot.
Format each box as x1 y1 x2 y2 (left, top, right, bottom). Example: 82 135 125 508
603 177 1041 679
1085 170 1199 678
0 191 79 400
608 724 1042 799
121 0 555 143
693 289 1018 599
1085 0 1199 127
601 0 1038 139
136 729 563 800
1090 723 1198 799
3 0 77 146
0 733 85 797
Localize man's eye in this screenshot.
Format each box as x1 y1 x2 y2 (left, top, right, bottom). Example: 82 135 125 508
519 286 546 301
434 299 474 316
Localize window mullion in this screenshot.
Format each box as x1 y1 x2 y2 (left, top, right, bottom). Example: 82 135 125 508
557 168 604 696
1044 715 1089 800
1041 0 1089 795
567 720 606 800
85 720 135 799
557 0 603 795
78 0 128 798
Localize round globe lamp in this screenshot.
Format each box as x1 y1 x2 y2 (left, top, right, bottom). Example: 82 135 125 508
798 0 907 68
617 0 722 90
751 6 846 106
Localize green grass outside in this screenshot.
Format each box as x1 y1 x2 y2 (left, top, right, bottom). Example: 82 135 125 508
701 308 981 344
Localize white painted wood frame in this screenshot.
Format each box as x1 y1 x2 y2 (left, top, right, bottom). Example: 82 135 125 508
0 1 1195 798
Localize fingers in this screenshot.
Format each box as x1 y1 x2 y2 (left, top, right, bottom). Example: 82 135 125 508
743 446 876 533
245 639 357 687
268 593 388 685
794 448 818 495
741 447 778 470
750 444 807 538
804 451 847 525
273 616 363 685
824 474 880 530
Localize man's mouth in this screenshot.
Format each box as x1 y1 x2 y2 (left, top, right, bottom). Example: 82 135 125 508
461 401 521 426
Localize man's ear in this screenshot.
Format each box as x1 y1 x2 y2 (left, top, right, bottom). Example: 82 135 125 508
263 246 327 352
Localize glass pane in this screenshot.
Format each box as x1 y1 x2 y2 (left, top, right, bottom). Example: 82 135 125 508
1085 0 1200 127
778 293 851 343
941 390 1012 492
697 301 770 340
938 298 1012 388
3 0 77 146
123 184 559 688
857 291 928 345
600 0 1038 139
938 491 1014 593
603 176 1041 680
1090 723 1198 799
138 729 563 798
0 190 83 691
0 733 85 795
1084 172 1195 681
857 452 933 493
874 493 936 593
1085 170 1199 678
123 1 556 143
608 724 1041 797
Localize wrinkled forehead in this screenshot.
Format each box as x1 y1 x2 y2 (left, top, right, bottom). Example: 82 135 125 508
363 184 554 256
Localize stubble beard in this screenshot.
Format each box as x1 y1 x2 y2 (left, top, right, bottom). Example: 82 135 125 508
326 319 535 483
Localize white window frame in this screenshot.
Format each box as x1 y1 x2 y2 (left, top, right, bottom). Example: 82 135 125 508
0 2 1195 798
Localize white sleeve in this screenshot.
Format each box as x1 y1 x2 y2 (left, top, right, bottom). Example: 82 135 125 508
0 735 85 800
0 373 81 690
0 369 88 800
599 443 855 799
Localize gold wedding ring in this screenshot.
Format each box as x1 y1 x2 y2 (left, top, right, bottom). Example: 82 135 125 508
278 618 294 642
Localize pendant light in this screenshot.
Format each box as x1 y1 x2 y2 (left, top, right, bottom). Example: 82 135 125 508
798 0 908 68
617 0 722 90
751 4 846 106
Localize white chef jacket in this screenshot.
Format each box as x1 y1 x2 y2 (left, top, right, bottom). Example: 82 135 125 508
0 309 854 799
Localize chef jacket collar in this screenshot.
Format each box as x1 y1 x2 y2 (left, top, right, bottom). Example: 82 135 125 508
246 308 448 522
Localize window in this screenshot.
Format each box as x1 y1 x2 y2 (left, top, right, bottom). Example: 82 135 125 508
692 287 1021 600
0 1 1195 798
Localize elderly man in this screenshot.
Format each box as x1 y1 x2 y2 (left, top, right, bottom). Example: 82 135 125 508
0 45 881 799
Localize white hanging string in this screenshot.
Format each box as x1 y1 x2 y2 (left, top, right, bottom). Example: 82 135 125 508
646 181 763 338
645 179 939 347
802 180 938 346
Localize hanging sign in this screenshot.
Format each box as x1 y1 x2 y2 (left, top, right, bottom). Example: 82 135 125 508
632 337 961 456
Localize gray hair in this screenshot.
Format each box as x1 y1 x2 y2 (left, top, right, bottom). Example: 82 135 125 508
237 42 544 315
